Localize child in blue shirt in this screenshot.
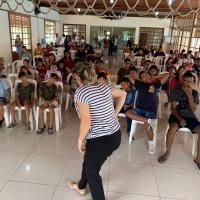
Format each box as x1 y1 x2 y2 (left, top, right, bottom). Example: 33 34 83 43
0 75 11 127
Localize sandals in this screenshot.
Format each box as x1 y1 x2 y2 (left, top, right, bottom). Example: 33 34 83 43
0 118 4 128
37 126 46 134
194 160 200 170
8 122 17 128
48 127 54 134
25 122 31 130
67 181 86 196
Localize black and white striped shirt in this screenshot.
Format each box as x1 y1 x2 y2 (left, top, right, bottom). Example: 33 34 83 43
74 83 120 139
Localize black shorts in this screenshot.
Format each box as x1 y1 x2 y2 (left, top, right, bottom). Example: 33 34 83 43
168 114 200 133
0 97 7 104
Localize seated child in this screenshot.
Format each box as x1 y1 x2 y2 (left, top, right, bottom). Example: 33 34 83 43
45 64 62 81
8 72 35 130
97 72 107 84
128 66 137 86
36 58 47 84
120 78 136 132
0 74 11 127
37 73 59 134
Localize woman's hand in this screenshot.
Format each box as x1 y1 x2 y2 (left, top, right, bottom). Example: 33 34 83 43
78 139 86 153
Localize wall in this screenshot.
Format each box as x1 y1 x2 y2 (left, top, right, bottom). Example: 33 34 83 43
0 0 60 63
60 15 171 46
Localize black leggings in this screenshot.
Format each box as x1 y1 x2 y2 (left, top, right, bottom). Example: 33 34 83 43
78 129 121 200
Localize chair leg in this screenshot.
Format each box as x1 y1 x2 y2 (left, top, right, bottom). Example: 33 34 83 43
129 121 137 144
29 108 34 130
59 106 62 124
192 134 197 156
55 108 60 132
18 108 22 121
35 107 39 130
65 93 70 111
44 110 47 124
149 119 158 147
3 106 10 127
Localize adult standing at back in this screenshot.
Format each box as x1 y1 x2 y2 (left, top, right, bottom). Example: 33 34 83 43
68 63 126 200
15 35 23 59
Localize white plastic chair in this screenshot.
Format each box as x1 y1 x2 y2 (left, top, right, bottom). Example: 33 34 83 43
165 126 198 156
57 47 65 56
153 56 164 71
65 73 72 111
124 52 129 59
118 91 158 146
134 56 144 71
36 81 63 132
12 79 37 130
12 60 24 74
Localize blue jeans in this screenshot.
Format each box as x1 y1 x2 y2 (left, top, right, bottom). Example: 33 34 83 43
133 108 157 119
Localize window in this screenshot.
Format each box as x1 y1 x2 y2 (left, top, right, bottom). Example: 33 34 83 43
169 15 200 52
63 24 86 44
45 20 56 44
9 13 32 52
139 28 164 49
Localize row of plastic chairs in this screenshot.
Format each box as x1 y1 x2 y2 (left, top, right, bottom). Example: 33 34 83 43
116 87 198 156
3 78 63 132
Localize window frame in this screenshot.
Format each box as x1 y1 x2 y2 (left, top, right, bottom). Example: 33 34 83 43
8 12 32 61
44 19 56 44
63 24 86 44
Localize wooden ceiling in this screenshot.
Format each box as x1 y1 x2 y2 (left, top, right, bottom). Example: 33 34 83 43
35 0 200 17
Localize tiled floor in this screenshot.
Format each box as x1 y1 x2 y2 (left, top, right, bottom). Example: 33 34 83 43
0 54 200 199
0 103 199 200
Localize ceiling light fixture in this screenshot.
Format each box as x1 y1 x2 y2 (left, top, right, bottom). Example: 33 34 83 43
110 0 114 4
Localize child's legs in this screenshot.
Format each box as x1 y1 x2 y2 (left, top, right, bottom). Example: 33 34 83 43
48 104 55 128
23 99 31 124
0 102 4 120
39 104 46 128
9 101 17 123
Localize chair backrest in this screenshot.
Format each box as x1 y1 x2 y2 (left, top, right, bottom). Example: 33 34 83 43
55 81 64 104
124 53 129 58
13 79 37 101
178 59 183 67
57 47 65 56
12 60 24 73
134 56 143 67
153 56 164 66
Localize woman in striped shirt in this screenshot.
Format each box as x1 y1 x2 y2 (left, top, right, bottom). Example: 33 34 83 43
68 63 126 200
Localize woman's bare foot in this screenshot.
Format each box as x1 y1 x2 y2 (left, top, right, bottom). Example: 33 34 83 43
68 181 86 196
158 152 169 164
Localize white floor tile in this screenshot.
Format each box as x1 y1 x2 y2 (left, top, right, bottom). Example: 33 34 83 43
31 136 76 157
151 144 196 169
111 141 151 165
154 166 200 200
107 192 160 200
0 151 27 179
0 133 40 153
59 157 109 191
0 180 7 191
12 155 66 185
52 186 92 200
108 162 159 196
0 181 55 200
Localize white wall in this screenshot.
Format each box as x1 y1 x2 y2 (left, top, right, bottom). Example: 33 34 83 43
60 15 170 45
0 0 60 63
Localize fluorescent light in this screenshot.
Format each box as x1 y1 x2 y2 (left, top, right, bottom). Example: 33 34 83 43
77 8 80 12
110 0 114 3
